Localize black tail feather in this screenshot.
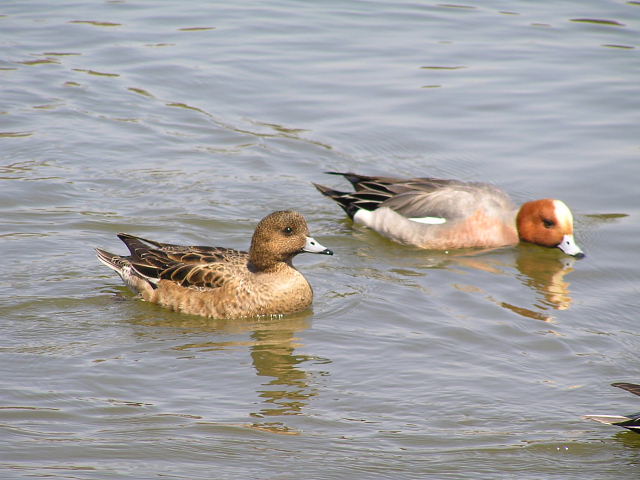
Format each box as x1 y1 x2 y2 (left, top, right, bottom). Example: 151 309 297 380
117 233 165 257
313 183 359 218
325 171 375 190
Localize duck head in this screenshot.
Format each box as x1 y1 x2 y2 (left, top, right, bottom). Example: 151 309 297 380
516 199 584 257
249 210 333 271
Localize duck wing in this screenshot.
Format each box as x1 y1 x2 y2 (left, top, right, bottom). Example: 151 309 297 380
315 172 463 218
325 172 456 192
317 172 513 222
133 260 238 290
117 233 246 264
101 233 248 290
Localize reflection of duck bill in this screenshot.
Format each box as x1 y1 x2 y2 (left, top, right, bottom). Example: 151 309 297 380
583 383 640 433
544 261 574 310
516 249 575 311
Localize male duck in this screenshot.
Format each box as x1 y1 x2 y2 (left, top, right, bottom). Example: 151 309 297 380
96 210 333 319
314 172 584 256
583 383 640 433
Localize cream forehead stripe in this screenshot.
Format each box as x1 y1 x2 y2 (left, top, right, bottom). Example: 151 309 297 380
552 199 574 229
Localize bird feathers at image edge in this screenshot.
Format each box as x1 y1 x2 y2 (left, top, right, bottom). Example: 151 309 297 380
583 383 640 432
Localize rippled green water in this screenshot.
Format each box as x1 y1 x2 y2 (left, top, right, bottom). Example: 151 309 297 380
2 1 640 478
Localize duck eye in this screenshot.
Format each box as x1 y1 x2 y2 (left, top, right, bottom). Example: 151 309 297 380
542 218 555 229
283 226 293 235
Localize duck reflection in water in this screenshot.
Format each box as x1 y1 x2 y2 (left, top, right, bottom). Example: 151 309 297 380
249 324 319 420
514 246 576 311
150 313 320 434
440 245 578 321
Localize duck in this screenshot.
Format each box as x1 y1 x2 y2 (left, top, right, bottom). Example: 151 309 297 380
583 383 640 433
313 172 584 257
96 210 333 319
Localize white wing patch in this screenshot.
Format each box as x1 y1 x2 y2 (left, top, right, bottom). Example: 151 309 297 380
409 216 447 224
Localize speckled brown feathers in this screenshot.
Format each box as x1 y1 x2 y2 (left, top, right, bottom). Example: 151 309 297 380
96 211 333 319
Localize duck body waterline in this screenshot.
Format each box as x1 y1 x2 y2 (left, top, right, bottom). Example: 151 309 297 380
314 172 584 257
96 211 333 319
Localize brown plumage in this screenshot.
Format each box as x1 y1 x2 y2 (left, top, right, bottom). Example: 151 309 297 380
96 211 333 319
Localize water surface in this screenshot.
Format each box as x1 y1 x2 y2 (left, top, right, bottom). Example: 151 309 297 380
1 1 640 479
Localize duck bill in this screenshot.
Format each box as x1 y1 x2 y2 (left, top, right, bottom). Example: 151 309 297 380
558 234 585 258
303 236 333 255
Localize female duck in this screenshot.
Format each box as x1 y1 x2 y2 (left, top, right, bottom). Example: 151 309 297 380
314 172 583 257
96 210 333 319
